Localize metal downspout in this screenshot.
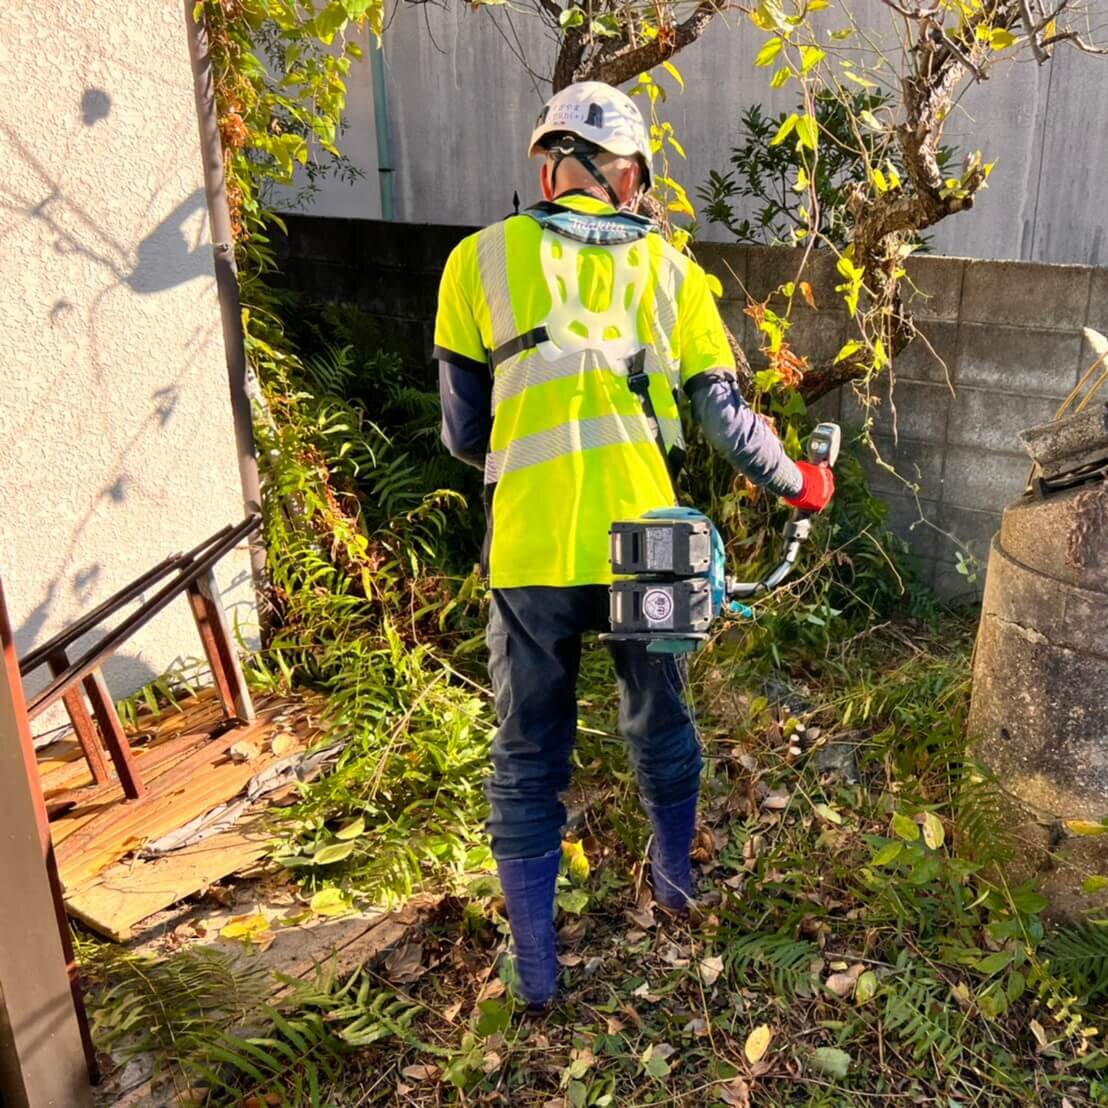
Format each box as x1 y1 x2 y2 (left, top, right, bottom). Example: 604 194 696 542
183 1 268 602
370 40 396 219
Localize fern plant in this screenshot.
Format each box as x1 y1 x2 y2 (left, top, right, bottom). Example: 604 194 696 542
192 969 427 1106
724 931 819 997
1044 923 1108 1001
881 973 964 1066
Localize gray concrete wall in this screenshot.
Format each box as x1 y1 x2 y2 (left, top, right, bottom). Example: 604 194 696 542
694 245 1107 600
283 2 1108 266
273 215 1108 600
0 2 255 732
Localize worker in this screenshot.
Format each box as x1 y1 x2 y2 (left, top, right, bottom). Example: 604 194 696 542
433 81 834 1012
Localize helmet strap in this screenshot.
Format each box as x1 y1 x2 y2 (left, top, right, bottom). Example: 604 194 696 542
571 148 624 210
547 135 624 210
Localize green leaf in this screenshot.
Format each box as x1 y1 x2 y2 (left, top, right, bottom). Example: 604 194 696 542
922 811 945 850
990 27 1017 49
476 998 511 1037
1010 888 1048 914
313 0 349 41
557 887 589 914
815 803 843 825
755 37 784 66
891 813 920 841
1066 819 1108 836
978 982 1009 1018
309 888 352 916
871 840 903 866
312 840 356 865
795 113 818 152
751 0 792 33
662 60 685 88
769 113 799 147
754 368 784 392
810 1047 851 1077
976 950 1014 976
644 1053 671 1079
335 816 365 840
558 5 585 24
855 970 878 1004
834 340 864 364
1083 876 1108 894
770 66 793 89
843 70 877 89
800 45 825 72
563 839 590 882
705 273 724 298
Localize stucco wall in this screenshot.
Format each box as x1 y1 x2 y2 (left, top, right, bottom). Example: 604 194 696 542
0 3 254 731
284 5 1108 267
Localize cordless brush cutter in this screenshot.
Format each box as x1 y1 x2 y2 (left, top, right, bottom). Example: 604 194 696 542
601 422 842 654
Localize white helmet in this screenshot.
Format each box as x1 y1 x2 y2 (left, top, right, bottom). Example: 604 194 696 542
529 81 653 188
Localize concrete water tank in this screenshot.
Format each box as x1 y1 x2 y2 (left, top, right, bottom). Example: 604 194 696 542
968 402 1108 912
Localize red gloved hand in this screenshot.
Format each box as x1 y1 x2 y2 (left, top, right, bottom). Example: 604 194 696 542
784 461 835 513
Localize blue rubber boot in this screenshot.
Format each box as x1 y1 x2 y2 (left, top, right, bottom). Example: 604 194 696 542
496 847 562 1011
644 793 698 911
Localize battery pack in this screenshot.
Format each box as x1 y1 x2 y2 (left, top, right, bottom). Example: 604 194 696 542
609 517 713 577
608 576 714 636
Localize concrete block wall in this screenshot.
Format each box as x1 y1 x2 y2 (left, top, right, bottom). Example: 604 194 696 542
276 216 1108 600
691 247 1105 600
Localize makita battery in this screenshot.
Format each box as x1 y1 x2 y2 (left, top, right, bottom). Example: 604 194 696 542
608 576 714 637
609 516 713 577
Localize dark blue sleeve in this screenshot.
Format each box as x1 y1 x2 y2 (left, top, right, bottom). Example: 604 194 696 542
686 371 803 498
437 353 492 472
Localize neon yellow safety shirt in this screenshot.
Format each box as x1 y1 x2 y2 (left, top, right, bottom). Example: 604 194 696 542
433 194 736 589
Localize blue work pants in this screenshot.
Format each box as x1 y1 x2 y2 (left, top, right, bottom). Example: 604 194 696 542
485 585 701 861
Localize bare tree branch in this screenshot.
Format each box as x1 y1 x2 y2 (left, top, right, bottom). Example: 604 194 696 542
1018 0 1051 62
552 0 724 89
535 0 564 23
1041 29 1108 52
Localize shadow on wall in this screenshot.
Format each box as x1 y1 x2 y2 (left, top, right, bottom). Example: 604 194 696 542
6 87 210 295
0 83 240 691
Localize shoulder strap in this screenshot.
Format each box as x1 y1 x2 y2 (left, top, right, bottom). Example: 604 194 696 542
625 348 681 491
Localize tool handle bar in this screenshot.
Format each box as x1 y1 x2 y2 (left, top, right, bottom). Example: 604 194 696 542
726 509 809 599
721 420 838 603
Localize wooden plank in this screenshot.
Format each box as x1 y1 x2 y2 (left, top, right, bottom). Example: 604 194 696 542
47 727 219 845
46 725 213 810
46 695 287 839
57 736 265 887
36 736 86 777
57 706 318 889
37 687 228 796
65 821 273 941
